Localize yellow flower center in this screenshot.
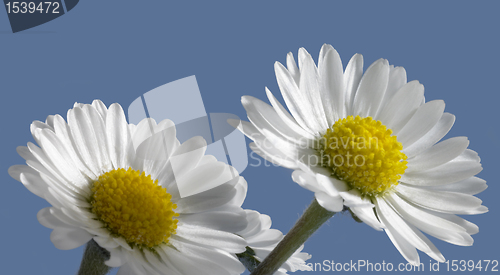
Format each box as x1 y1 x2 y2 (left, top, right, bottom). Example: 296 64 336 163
90 168 178 248
320 116 407 196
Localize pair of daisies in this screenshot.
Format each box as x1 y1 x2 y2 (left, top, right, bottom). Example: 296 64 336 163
10 44 486 275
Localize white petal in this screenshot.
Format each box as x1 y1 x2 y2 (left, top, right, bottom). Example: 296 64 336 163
9 157 39 182
298 48 329 132
286 52 300 85
170 136 207 178
50 227 92 250
49 207 88 229
127 253 154 275
222 176 248 208
275 62 321 134
352 58 390 118
377 198 445 262
397 100 445 148
376 80 424 133
242 95 312 146
176 161 228 197
106 103 134 169
402 158 482 186
179 205 247 233
417 177 487 195
237 210 263 237
406 137 469 173
136 121 177 179
246 229 283 247
91 99 108 120
384 224 420 265
427 211 479 235
403 113 455 158
10 165 48 198
315 192 343 212
259 213 272 230
453 148 480 162
114 237 133 251
315 174 348 197
175 180 238 213
37 207 73 229
343 53 363 115
349 205 383 231
385 195 473 246
378 66 408 112
82 104 112 172
67 107 103 175
142 249 178 275
173 224 246 253
265 88 316 139
291 170 323 193
94 236 120 249
38 129 89 190
214 176 248 208
42 188 64 208
30 120 53 145
45 115 55 129
318 44 345 125
27 142 84 197
38 172 82 201
171 239 245 275
130 118 158 159
159 245 230 275
105 247 128 267
52 114 96 179
396 184 487 214
339 189 373 208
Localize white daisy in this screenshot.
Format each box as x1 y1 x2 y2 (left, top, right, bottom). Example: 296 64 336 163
9 100 250 275
233 44 488 265
237 210 312 275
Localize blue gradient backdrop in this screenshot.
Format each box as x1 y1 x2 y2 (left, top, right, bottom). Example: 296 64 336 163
1 1 498 274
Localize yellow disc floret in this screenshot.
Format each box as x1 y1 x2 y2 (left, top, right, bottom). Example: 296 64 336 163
321 116 407 196
91 168 178 248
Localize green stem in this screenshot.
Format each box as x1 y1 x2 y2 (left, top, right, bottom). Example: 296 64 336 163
250 199 336 275
77 239 112 275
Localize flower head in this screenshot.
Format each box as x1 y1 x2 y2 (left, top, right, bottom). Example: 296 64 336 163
234 44 488 265
9 100 251 275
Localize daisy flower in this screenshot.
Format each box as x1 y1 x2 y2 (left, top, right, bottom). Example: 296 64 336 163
9 100 250 275
233 44 488 265
237 210 312 274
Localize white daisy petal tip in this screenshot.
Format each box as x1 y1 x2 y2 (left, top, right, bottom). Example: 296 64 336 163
105 248 128 267
315 192 344 212
241 95 254 106
11 100 253 275
291 170 322 193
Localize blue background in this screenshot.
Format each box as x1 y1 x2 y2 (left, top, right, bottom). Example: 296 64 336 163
1 1 498 274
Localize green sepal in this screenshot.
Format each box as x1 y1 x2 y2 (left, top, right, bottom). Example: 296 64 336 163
237 246 261 272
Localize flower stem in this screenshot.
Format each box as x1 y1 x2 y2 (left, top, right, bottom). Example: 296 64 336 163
250 199 336 275
77 239 112 275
